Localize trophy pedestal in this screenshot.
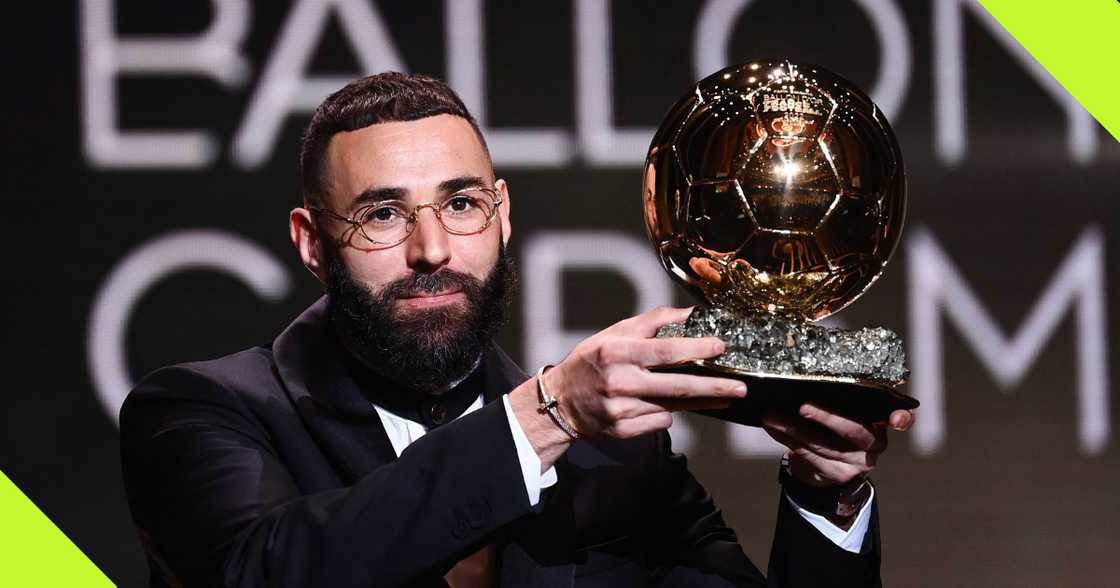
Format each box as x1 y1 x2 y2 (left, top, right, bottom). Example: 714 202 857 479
652 360 918 426
654 306 919 426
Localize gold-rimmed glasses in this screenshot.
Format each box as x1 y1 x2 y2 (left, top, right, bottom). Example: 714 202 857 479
310 187 503 249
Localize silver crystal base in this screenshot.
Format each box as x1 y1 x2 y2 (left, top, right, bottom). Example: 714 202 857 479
656 306 909 387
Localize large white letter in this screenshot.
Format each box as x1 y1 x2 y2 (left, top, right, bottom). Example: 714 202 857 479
574 0 657 166
522 231 673 370
88 230 291 425
933 0 1097 165
694 0 911 122
232 0 406 168
445 0 573 167
907 227 1109 455
80 0 250 168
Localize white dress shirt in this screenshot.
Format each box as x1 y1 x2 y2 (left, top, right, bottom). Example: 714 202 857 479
372 393 872 554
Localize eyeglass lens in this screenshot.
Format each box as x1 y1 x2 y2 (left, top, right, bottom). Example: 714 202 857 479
355 189 497 244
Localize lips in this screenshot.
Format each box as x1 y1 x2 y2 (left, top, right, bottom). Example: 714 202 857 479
395 289 465 308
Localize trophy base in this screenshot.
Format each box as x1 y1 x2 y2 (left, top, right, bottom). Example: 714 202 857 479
652 360 919 426
653 306 917 426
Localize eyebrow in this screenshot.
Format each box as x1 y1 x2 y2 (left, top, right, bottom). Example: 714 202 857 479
348 175 489 212
348 186 406 211
439 175 488 194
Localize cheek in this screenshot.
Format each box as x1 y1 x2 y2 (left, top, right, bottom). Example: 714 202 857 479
452 230 501 275
339 249 409 291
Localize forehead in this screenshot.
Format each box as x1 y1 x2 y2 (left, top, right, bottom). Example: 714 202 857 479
324 114 492 207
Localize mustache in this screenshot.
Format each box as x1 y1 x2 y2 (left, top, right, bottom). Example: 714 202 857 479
379 270 478 300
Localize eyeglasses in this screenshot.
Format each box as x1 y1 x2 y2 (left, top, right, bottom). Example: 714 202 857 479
310 187 503 249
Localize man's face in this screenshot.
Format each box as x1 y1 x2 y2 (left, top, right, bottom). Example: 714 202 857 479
305 114 513 392
321 114 510 302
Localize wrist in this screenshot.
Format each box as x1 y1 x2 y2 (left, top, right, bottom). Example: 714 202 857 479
778 454 872 528
508 378 572 471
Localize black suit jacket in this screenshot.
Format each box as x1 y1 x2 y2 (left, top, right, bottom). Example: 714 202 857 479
120 297 881 587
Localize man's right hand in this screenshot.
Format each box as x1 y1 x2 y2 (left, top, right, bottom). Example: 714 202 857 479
508 306 748 470
548 306 748 438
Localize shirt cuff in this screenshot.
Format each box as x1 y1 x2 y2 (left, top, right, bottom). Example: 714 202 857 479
784 485 875 553
501 395 558 507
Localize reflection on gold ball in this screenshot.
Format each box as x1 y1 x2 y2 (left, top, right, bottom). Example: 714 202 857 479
644 59 906 321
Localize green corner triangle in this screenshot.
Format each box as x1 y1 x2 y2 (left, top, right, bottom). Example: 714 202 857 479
977 0 1120 142
0 470 114 586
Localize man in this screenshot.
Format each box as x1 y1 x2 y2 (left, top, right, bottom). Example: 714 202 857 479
120 72 914 587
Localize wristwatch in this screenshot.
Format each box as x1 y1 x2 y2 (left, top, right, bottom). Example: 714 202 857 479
778 454 872 524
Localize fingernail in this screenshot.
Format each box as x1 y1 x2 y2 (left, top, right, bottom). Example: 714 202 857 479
735 382 747 396
711 339 725 355
799 404 814 418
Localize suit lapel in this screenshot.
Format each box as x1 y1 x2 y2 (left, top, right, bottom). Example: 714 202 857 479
273 297 397 484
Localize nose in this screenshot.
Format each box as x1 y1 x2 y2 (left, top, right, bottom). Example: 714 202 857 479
403 206 451 272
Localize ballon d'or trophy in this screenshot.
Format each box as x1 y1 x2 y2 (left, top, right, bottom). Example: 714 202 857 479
645 59 919 425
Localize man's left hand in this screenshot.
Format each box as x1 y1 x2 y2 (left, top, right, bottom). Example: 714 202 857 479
762 405 915 487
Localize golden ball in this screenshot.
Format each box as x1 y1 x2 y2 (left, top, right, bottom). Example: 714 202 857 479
643 59 907 321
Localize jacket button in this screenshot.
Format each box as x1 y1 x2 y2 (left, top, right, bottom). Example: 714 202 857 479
452 518 471 539
429 403 448 425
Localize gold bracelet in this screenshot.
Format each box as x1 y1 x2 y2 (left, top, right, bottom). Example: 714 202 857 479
535 365 582 440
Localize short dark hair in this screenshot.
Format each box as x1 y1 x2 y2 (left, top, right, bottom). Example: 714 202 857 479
299 72 489 208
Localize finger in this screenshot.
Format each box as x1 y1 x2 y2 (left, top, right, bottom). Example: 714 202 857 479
611 306 693 337
648 396 736 413
615 371 746 400
762 421 807 452
603 396 733 420
605 412 674 439
889 409 915 431
762 413 881 466
622 336 725 367
798 403 879 451
786 451 832 487
788 449 870 487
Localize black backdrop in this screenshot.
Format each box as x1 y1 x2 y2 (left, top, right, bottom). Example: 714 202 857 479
3 1 1118 586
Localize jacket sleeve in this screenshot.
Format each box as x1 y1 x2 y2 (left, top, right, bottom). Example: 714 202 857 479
119 365 533 587
765 491 881 587
646 431 882 588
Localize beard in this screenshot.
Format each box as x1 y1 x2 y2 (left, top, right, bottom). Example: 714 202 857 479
324 242 515 394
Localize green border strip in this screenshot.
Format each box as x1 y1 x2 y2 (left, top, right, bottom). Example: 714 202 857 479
977 0 1120 142
0 470 113 586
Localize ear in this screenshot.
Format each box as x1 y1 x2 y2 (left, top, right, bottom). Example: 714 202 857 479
495 178 512 247
290 207 327 284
